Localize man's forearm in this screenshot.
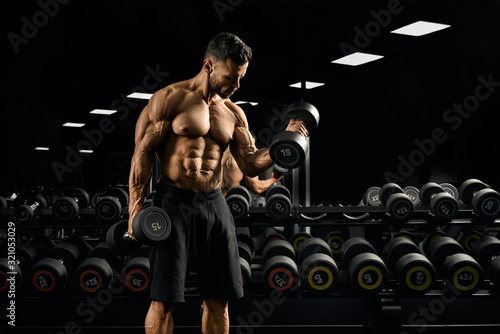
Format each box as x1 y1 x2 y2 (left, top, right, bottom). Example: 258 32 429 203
238 148 274 177
128 150 154 218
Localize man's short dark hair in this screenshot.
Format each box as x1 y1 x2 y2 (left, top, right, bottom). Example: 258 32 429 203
204 32 252 65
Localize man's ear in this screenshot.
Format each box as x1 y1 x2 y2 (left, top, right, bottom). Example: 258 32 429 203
203 59 213 73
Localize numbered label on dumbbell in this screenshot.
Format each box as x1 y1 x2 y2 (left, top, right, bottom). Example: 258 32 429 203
125 269 149 292
33 271 55 292
269 268 293 291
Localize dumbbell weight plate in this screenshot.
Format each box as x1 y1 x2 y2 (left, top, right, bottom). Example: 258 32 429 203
30 257 68 295
363 187 381 206
379 183 404 205
53 188 90 221
348 253 388 294
340 237 377 269
262 240 296 263
240 257 252 286
394 231 419 246
470 188 500 219
300 253 339 295
106 220 142 255
75 257 113 294
427 236 465 272
324 231 347 258
238 240 253 266
386 193 414 222
95 196 123 222
442 253 483 294
108 187 129 206
15 194 48 222
46 241 82 273
440 183 459 201
297 238 332 266
269 131 308 169
457 229 483 253
122 256 150 294
283 101 320 134
394 253 436 295
403 186 420 206
226 186 252 222
421 231 448 257
263 255 299 293
289 232 312 252
266 185 292 221
458 179 487 205
470 236 500 271
382 237 420 271
132 206 172 244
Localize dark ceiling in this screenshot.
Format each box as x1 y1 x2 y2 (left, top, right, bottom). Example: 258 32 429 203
2 0 500 205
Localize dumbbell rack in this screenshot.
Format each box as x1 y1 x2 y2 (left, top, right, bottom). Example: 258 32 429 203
3 198 500 333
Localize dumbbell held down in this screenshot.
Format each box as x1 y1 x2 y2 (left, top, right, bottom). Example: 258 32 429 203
106 206 171 255
269 101 320 169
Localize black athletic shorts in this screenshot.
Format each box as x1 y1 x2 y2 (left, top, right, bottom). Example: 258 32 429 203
149 183 244 303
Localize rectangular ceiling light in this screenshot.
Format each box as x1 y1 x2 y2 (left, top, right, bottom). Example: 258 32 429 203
289 81 325 89
90 109 117 115
127 92 153 99
63 122 85 128
331 52 384 66
235 101 259 106
79 149 93 154
35 147 50 151
391 21 451 37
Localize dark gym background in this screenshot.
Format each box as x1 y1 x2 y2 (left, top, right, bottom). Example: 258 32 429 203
2 0 500 205
2 1 500 334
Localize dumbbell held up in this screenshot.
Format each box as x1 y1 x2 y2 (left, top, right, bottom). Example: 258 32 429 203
269 101 320 169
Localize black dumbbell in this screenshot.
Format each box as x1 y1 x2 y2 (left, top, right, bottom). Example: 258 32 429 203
456 228 484 253
106 206 171 255
420 231 448 258
28 235 55 259
382 236 436 295
289 232 312 253
340 237 388 294
225 185 253 223
440 183 459 201
426 236 483 294
0 243 39 292
74 242 119 294
403 186 421 206
259 227 287 253
419 182 459 221
29 238 90 296
14 194 48 222
122 254 151 295
237 240 253 287
360 186 381 206
91 190 107 207
298 238 339 295
459 179 500 219
269 101 320 169
324 230 349 261
262 239 299 293
95 187 129 222
470 236 500 290
236 227 255 255
52 188 90 221
378 183 415 222
266 185 292 221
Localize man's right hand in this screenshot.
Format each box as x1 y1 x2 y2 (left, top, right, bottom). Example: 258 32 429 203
128 214 138 241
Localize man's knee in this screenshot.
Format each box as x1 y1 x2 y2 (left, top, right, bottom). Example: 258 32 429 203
150 300 175 317
203 299 228 314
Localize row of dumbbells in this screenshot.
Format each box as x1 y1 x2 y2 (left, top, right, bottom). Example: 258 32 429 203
235 227 500 296
0 235 150 297
360 178 500 222
0 187 133 223
226 178 500 224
